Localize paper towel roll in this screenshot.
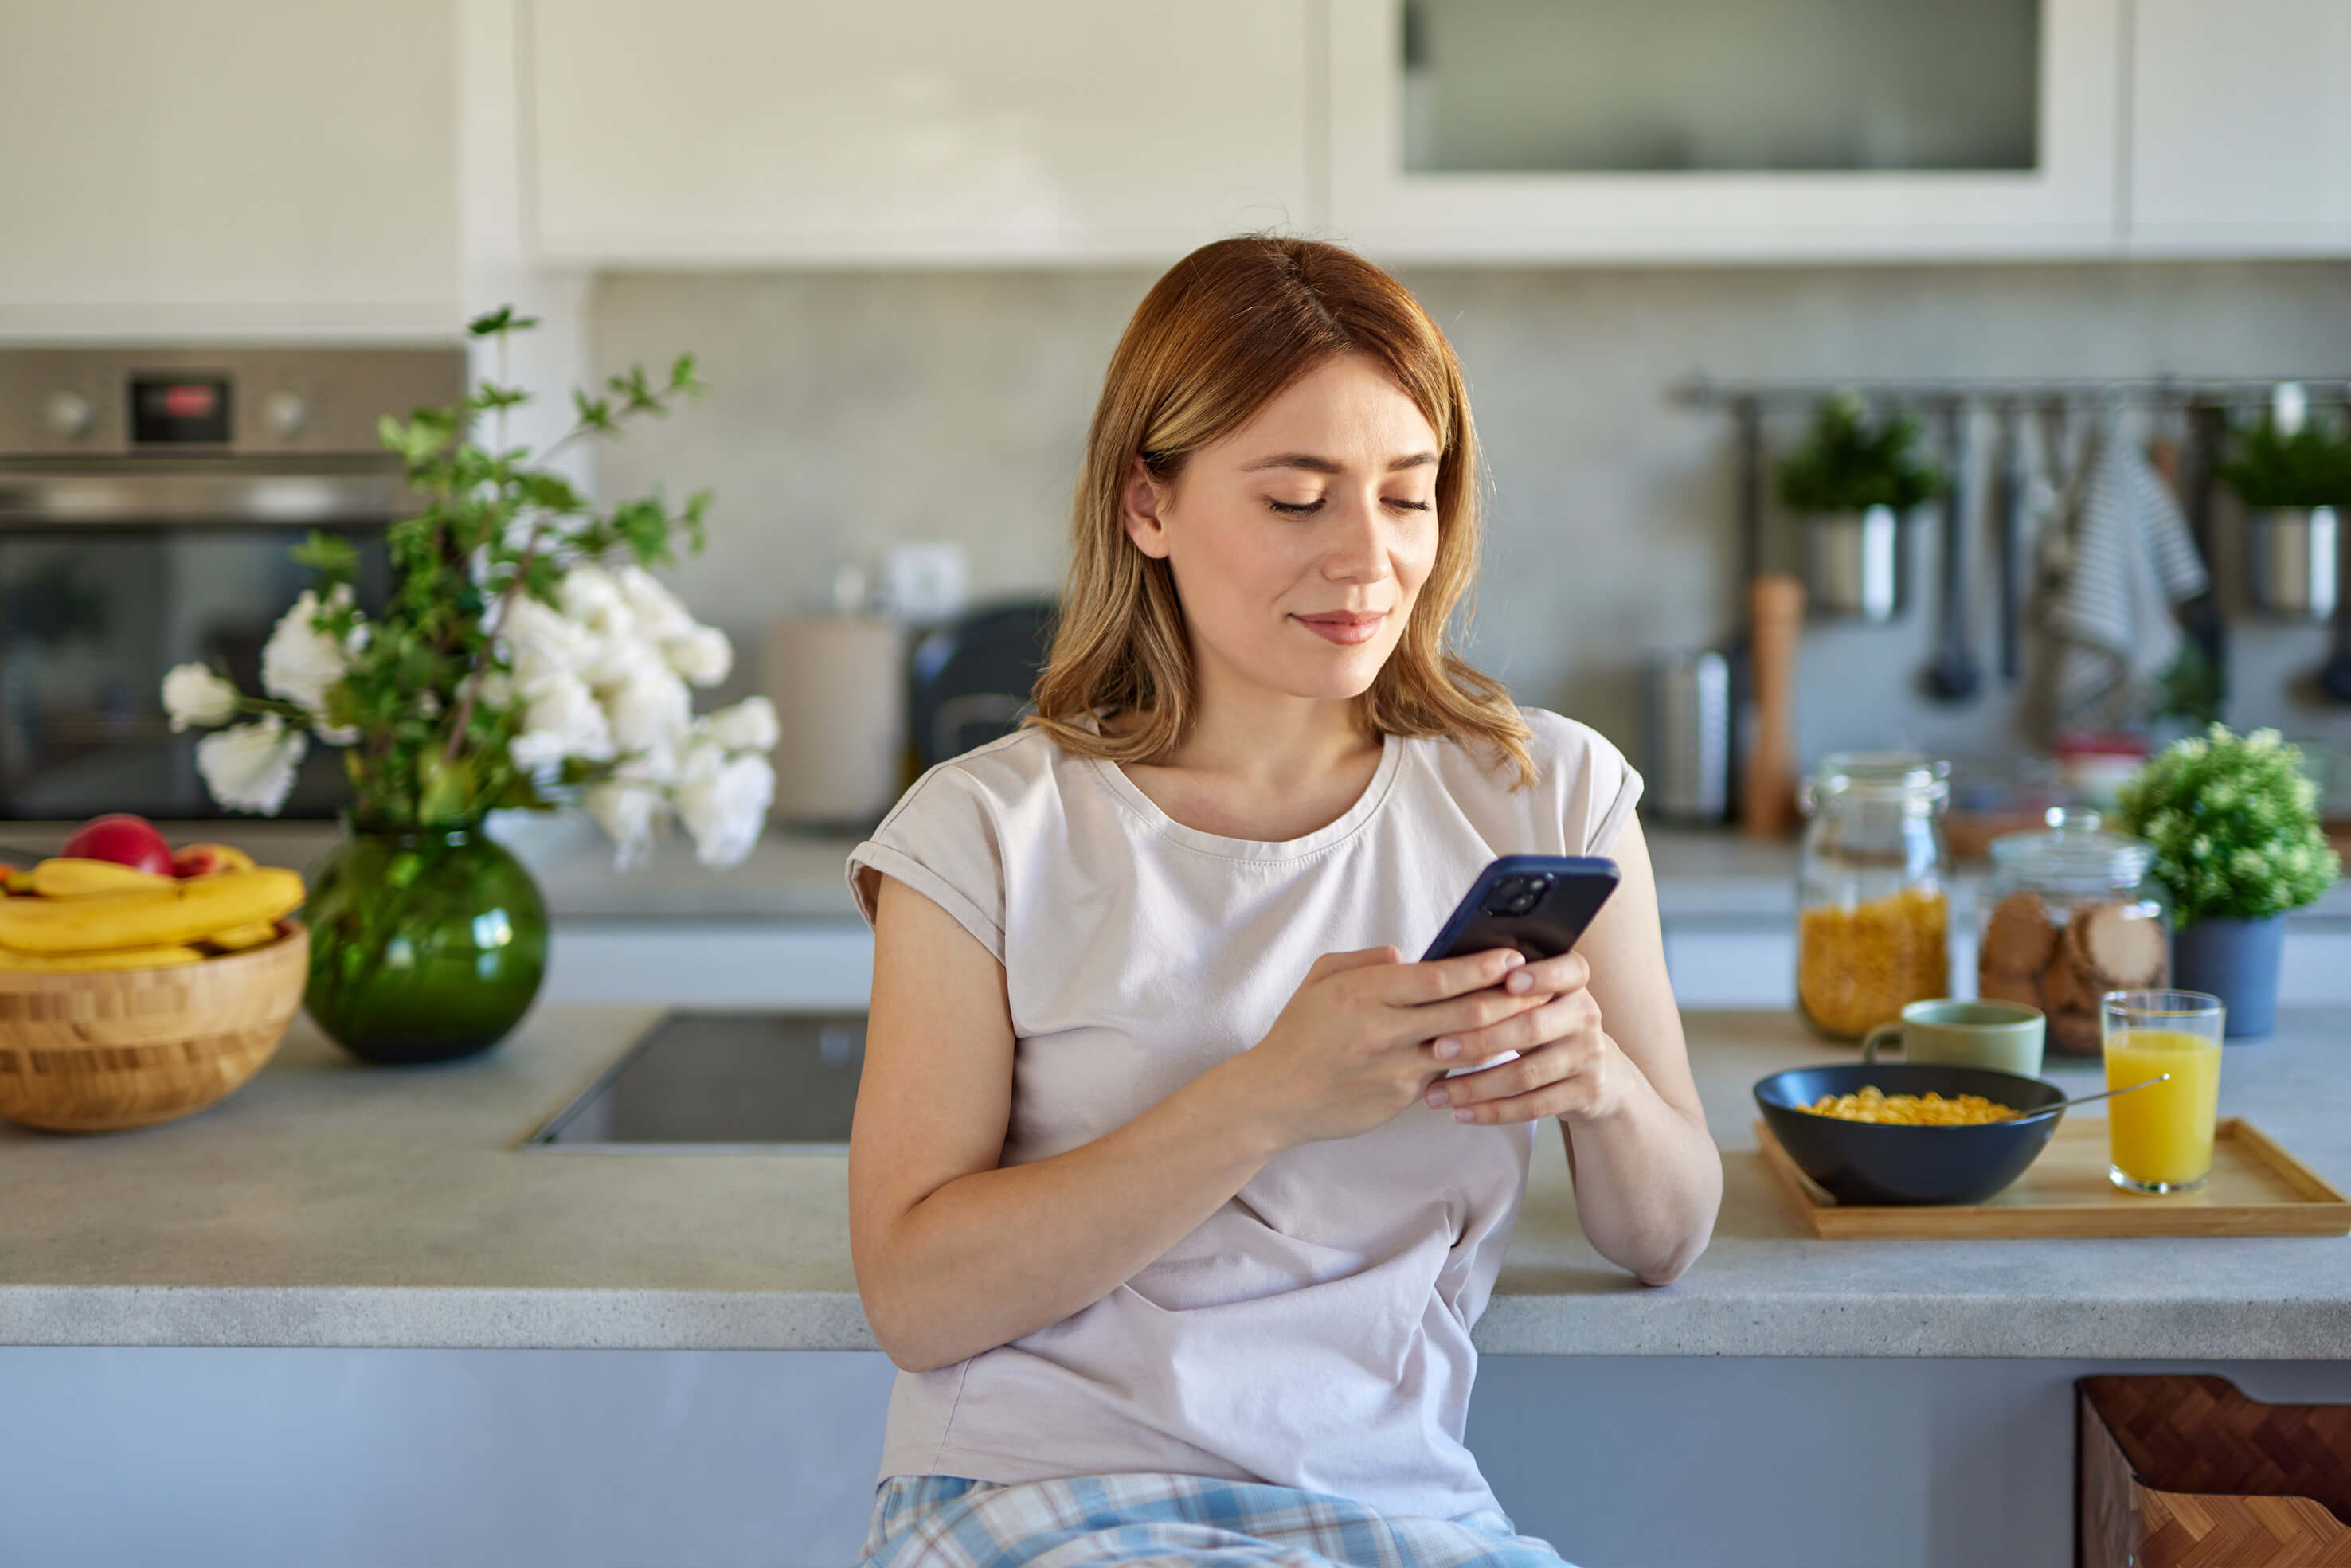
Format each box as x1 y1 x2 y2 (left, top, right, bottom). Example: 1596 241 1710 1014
761 615 906 825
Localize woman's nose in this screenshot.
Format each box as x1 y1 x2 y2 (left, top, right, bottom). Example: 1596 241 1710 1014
1320 495 1389 582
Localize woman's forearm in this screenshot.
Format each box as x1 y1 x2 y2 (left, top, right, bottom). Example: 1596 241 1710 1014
862 1057 1281 1372
1559 1039 1723 1285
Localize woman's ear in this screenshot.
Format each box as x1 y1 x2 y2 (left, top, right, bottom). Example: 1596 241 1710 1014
1121 458 1173 560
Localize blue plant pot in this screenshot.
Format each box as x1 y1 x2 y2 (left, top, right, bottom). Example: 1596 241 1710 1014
2171 914 2286 1040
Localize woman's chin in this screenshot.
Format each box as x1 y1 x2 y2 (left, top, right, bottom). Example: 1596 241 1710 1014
1258 646 1391 702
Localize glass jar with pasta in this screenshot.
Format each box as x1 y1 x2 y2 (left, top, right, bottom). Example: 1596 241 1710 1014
1795 753 1953 1042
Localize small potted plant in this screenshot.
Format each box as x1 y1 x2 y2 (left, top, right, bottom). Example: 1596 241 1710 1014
2114 724 2341 1038
159 309 780 1065
1776 390 1945 624
2217 389 2351 622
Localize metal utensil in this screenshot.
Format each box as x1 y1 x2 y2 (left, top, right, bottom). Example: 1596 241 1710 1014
2000 1073 2170 1124
2319 512 2351 703
1993 399 2026 683
1923 396 1981 702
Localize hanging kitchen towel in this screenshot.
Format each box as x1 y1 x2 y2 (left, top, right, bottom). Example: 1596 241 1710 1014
2044 410 2210 729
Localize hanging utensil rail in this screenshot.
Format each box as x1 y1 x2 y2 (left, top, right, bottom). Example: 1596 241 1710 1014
1674 375 2351 409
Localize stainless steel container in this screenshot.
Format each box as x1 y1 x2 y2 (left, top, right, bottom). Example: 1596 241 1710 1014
1805 504 1908 622
2246 506 2339 621
1643 648 1730 822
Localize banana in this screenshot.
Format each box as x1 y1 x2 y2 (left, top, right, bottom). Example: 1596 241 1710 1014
173 842 257 876
0 943 204 971
0 866 303 954
29 857 176 897
198 919 281 952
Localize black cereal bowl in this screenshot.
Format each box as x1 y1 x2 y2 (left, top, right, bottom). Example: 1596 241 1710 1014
1753 1063 2068 1206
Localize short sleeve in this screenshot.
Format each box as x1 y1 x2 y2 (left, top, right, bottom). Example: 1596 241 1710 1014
845 764 1007 964
1583 730 1645 858
1516 707 1645 859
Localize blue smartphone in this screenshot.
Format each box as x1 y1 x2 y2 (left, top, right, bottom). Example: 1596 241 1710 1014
1420 855 1620 964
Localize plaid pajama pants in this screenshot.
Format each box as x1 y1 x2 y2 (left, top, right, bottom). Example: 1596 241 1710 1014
855 1472 1575 1568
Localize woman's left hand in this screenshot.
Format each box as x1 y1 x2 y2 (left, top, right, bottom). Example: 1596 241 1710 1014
1419 950 1633 1126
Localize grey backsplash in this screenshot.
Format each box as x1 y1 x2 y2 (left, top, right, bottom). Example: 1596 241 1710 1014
589 260 2351 785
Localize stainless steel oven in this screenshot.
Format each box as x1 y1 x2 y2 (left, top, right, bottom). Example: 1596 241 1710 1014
0 346 465 824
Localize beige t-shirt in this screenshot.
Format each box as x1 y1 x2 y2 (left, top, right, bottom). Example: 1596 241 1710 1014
844 706 1642 1522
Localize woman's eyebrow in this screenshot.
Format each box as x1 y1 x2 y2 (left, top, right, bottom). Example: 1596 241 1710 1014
1240 452 1439 474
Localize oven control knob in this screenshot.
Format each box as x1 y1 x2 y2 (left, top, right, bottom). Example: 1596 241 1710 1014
261 389 309 439
44 389 93 439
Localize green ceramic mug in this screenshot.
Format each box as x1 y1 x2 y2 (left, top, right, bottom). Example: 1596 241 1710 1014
1860 999 2046 1077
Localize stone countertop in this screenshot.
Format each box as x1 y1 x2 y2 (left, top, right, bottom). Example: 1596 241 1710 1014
3 1004 2344 1357
10 815 2345 925
0 815 1864 923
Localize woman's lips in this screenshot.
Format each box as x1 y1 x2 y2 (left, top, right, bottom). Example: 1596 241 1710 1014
1293 610 1387 647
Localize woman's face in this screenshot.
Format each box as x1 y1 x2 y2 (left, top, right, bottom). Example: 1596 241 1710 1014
1122 352 1442 706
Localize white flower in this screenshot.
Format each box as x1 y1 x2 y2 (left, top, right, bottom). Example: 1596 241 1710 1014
161 663 240 731
577 628 659 692
674 741 774 868
509 671 616 775
260 585 366 744
194 714 307 815
698 695 779 753
499 592 596 688
479 668 516 709
613 564 698 641
558 563 636 644
604 663 692 754
662 624 733 686
583 742 679 870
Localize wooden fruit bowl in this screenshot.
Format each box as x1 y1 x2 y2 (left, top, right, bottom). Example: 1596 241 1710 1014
0 919 310 1133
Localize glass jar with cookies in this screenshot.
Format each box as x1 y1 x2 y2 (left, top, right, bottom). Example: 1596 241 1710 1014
1979 808 2170 1056
1795 753 1953 1041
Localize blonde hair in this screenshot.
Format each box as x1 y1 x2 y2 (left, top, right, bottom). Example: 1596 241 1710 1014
1028 236 1534 787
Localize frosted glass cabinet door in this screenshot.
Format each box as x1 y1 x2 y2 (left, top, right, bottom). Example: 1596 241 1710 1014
2127 0 2351 254
526 0 1314 264
1327 0 2123 261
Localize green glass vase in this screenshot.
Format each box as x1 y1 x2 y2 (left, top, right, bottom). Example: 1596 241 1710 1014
300 812 550 1065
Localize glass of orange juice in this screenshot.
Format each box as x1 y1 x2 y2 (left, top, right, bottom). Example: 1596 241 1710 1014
2101 989 2224 1193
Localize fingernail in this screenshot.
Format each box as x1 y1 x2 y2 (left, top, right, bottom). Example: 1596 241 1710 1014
1426 1085 1449 1108
1453 1108 1477 1124
1507 971 1532 993
1433 1037 1461 1060
1501 951 1526 968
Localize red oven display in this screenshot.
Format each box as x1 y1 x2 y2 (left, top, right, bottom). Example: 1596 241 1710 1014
130 374 232 444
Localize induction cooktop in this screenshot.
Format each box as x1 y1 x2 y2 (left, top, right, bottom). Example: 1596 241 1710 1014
525 1010 865 1153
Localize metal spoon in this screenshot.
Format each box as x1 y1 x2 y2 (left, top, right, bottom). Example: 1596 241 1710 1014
1999 1073 2171 1124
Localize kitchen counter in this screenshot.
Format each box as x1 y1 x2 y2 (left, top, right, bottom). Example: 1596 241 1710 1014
5 1005 2344 1358
15 815 2347 927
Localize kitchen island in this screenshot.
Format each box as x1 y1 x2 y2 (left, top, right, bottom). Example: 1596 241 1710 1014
6 1006 2347 1568
5 1005 2345 1356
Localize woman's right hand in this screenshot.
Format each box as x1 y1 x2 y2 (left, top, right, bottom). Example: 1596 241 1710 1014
1220 945 1553 1150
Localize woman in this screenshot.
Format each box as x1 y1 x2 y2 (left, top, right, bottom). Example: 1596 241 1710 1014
844 237 1721 1568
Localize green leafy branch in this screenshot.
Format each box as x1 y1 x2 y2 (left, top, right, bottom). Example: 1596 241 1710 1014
288 307 712 827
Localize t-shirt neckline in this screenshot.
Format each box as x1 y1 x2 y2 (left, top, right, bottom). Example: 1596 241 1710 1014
1080 720 1404 862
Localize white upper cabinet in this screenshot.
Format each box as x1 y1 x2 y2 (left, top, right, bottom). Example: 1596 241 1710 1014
0 1 459 338
1327 0 2124 261
2126 0 2351 253
525 0 1314 265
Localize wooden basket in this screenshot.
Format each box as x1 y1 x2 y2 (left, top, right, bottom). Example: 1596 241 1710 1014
0 919 311 1132
2080 1375 2351 1566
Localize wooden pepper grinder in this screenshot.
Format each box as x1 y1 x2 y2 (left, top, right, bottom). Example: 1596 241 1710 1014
1742 573 1805 839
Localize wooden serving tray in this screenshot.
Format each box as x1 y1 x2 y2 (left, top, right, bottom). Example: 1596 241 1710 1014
1754 1117 2351 1239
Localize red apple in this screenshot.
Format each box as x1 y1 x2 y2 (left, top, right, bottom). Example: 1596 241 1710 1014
60 813 178 878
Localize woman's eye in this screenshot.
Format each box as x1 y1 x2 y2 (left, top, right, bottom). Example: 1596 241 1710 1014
1386 497 1433 513
1267 498 1322 516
